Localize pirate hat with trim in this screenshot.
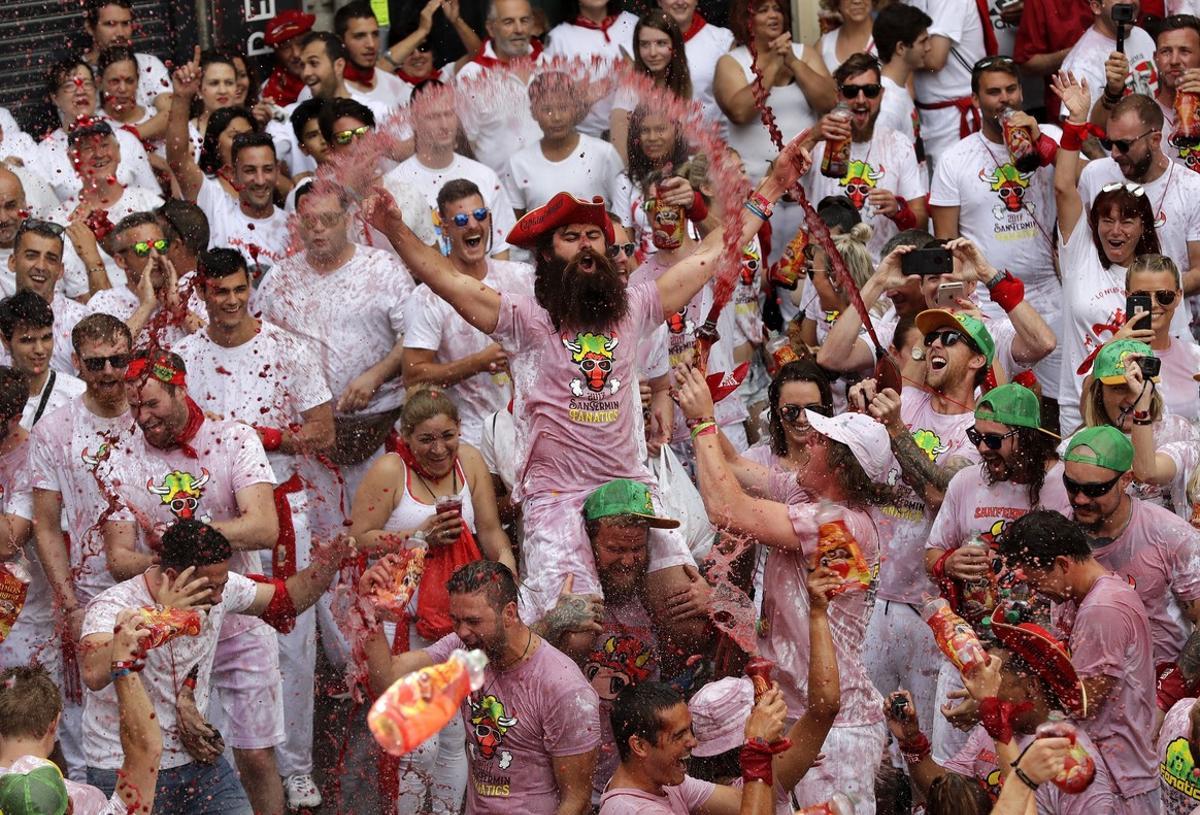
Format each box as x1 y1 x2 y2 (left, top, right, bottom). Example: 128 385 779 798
506 192 615 249
987 605 1088 717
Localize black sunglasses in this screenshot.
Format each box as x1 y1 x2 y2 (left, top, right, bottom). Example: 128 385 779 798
923 329 966 348
81 352 130 372
1062 472 1123 498
966 425 1019 450
606 242 636 259
1129 289 1178 306
15 218 66 241
1099 129 1158 153
973 55 1017 72
839 82 882 99
779 403 830 423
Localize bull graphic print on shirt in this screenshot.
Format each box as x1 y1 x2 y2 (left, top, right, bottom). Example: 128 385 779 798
469 693 518 797
563 332 620 399
980 164 1033 221
1179 143 1200 174
840 159 884 210
146 469 212 523
584 634 654 701
1162 737 1200 806
80 443 111 471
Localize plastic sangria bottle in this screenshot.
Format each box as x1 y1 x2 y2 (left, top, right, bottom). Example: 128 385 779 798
744 657 774 700
1000 107 1040 173
1173 90 1200 148
1035 713 1096 793
921 595 987 675
821 103 853 179
368 648 489 756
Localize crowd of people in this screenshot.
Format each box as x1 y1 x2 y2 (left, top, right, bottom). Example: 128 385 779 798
2 0 1200 813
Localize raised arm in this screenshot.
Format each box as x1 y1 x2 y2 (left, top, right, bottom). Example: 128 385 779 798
166 47 205 203
210 481 279 551
815 245 914 372
244 534 354 620
1051 72 1090 244
657 134 811 317
365 189 502 334
1126 360 1180 485
358 557 438 695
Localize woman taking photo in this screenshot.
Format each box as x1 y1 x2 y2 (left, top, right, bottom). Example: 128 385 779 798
610 11 693 165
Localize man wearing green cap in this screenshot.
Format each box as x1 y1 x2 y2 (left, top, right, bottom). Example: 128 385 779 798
1061 424 1200 679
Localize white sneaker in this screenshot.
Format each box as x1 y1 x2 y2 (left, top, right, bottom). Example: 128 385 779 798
285 774 323 809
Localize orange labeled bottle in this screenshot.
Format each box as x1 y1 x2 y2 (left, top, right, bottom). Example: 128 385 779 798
369 649 489 756
921 596 987 675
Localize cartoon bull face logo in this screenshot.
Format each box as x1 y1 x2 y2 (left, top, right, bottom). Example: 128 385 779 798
739 242 762 285
147 469 211 521
980 164 1032 217
470 694 517 769
564 332 621 397
584 635 653 700
839 159 884 209
81 443 111 470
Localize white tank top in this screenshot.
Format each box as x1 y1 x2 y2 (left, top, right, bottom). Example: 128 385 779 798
725 44 818 183
817 30 876 74
382 454 477 535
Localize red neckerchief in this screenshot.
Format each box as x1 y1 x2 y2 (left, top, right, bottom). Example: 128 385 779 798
261 66 305 106
682 13 707 42
392 436 443 481
573 13 620 42
472 38 544 69
395 68 429 85
173 397 205 459
343 60 376 86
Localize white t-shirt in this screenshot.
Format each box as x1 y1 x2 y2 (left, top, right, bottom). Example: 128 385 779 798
0 293 87 376
345 69 409 117
1060 25 1158 114
909 0 986 158
502 134 632 223
804 126 927 261
1157 338 1200 422
724 44 818 183
81 570 259 769
479 408 518 493
877 75 921 147
48 185 164 298
173 321 333 480
196 176 291 277
0 436 52 670
36 127 159 203
544 12 639 138
132 52 171 107
28 397 131 604
253 245 414 415
382 153 517 255
683 19 736 130
21 370 86 431
454 45 552 173
403 259 534 445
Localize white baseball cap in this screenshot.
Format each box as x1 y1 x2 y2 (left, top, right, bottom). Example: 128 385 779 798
805 410 895 482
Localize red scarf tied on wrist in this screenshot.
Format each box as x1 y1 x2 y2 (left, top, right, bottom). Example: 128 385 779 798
574 14 620 42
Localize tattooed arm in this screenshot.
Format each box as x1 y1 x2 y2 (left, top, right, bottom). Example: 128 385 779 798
531 585 605 661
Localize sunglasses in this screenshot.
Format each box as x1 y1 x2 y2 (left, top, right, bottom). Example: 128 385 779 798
606 242 637 259
1099 181 1146 196
779 403 829 423
839 82 882 99
128 238 170 257
451 207 489 227
972 55 1017 72
1062 472 1123 498
1129 289 1178 306
15 218 66 240
923 329 967 348
81 352 130 372
334 125 371 145
1099 130 1158 153
966 425 1019 450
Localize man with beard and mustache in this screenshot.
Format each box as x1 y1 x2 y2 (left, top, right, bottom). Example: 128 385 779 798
1149 16 1200 173
28 314 132 777
1076 93 1200 303
364 138 807 634
362 559 601 815
803 52 928 261
921 383 1069 762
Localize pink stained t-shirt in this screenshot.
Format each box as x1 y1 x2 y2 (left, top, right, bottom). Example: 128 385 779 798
1058 573 1158 799
599 775 716 815
942 725 1117 813
423 633 601 814
758 502 882 727
1090 498 1200 665
1157 698 1200 814
875 386 981 604
491 283 663 502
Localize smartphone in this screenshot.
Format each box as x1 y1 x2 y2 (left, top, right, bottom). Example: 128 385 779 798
1126 293 1152 330
1137 356 1162 379
934 281 965 309
900 247 953 277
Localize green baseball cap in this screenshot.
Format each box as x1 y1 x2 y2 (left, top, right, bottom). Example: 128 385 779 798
915 309 996 366
0 761 69 815
1092 339 1158 385
1063 426 1134 473
583 479 680 529
975 383 1044 430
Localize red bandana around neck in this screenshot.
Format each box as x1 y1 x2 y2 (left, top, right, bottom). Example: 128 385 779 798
472 37 544 69
395 68 430 85
682 12 707 42
392 436 448 482
262 66 305 106
343 60 377 85
174 397 206 459
574 13 620 42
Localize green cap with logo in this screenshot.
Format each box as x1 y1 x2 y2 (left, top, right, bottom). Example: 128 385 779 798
1063 425 1134 473
1092 339 1158 385
975 383 1044 430
915 309 996 366
583 479 680 529
0 762 69 815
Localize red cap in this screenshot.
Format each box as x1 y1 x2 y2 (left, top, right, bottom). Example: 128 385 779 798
506 192 615 249
264 9 316 46
987 606 1087 717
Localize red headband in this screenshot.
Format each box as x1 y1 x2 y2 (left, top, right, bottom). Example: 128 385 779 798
125 356 187 387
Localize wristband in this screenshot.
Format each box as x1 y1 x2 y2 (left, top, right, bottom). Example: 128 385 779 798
111 659 143 674
1035 133 1058 168
1060 121 1102 152
744 201 770 222
986 271 1025 313
182 665 198 691
690 421 718 440
1133 416 1154 426
749 191 774 218
257 426 284 452
685 190 709 222
739 737 792 786
110 668 133 681
685 415 715 429
889 197 918 231
1012 766 1040 791
979 697 1032 744
898 731 931 763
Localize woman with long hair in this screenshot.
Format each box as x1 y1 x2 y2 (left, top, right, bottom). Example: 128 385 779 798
192 106 258 195
1053 71 1164 433
624 105 707 257
97 46 169 143
186 51 240 158
610 11 693 165
815 0 878 72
